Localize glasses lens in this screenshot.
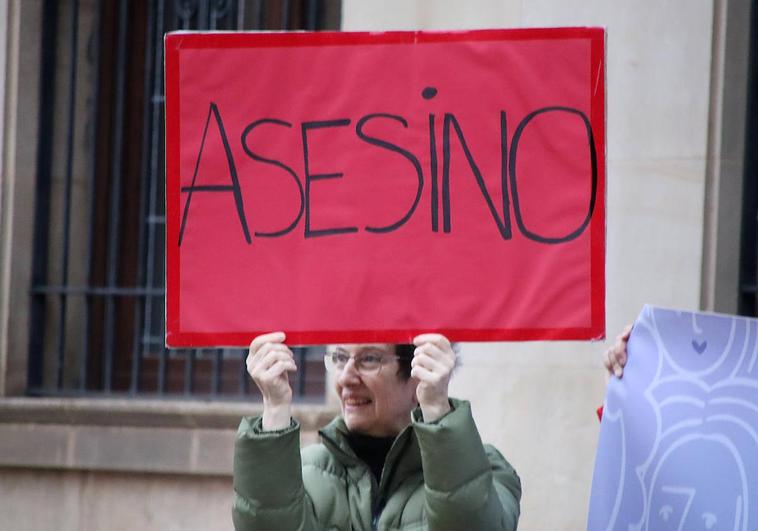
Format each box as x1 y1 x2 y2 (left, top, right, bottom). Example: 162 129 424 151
356 354 383 374
325 352 349 372
323 352 386 374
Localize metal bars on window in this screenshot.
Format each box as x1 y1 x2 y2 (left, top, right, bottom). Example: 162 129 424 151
28 0 340 398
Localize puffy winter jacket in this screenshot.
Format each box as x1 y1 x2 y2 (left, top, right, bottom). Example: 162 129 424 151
233 398 521 530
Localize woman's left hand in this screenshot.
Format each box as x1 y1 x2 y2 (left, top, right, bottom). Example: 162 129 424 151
412 333 456 422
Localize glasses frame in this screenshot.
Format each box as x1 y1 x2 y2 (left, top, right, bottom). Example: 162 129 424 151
323 351 404 376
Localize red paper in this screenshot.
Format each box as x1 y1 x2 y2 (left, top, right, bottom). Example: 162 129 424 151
165 28 606 347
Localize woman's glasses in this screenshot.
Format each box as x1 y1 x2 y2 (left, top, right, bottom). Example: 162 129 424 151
324 351 401 376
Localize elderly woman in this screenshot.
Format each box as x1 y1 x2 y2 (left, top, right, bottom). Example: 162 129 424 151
233 332 521 530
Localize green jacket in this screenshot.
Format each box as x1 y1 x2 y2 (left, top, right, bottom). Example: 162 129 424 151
233 399 521 530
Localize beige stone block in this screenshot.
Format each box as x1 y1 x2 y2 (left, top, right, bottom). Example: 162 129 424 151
191 428 236 475
0 469 83 531
522 0 714 161
342 0 522 31
451 364 606 531
0 399 332 475
0 423 71 467
1 0 43 397
606 158 705 320
454 340 603 371
78 472 232 531
0 469 233 531
72 426 193 473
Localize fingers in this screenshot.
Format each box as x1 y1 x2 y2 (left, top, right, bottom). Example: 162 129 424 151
604 325 632 378
259 349 297 373
604 345 624 378
412 334 456 379
614 326 631 367
410 363 437 383
265 359 297 378
412 334 454 422
247 332 287 368
249 331 286 355
603 349 617 376
411 348 449 377
413 333 452 352
411 335 455 386
246 332 297 384
248 342 295 375
412 342 454 369
605 347 624 378
248 347 297 401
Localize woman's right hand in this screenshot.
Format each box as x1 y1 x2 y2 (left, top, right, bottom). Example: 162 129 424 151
247 331 297 430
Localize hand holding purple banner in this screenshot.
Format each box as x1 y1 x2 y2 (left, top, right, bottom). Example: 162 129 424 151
589 305 758 531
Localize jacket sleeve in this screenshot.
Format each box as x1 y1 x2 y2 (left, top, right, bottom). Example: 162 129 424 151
412 400 521 531
232 416 319 531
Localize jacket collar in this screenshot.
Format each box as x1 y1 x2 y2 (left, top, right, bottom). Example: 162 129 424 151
318 415 423 492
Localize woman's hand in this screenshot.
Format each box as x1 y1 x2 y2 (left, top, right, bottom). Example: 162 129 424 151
412 333 456 423
247 331 297 430
603 324 632 378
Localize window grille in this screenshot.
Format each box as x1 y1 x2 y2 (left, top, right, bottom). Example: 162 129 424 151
28 0 340 398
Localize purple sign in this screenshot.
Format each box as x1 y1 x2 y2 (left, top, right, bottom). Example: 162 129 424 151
588 305 758 531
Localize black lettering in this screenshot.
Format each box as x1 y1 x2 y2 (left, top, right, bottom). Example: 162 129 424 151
301 119 358 238
179 102 251 246
422 86 438 100
355 113 424 233
240 119 304 237
441 113 512 238
509 106 597 244
429 113 439 232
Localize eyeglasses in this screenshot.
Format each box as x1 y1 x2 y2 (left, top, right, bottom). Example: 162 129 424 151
324 351 401 376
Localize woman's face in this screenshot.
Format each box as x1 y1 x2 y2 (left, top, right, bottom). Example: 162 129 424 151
331 344 418 437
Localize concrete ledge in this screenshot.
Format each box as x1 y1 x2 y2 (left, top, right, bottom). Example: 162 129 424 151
0 398 338 475
0 397 337 430
0 423 235 475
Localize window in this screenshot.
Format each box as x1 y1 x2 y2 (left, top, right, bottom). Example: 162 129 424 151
27 0 340 398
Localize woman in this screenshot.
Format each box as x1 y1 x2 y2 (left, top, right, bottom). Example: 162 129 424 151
233 332 521 530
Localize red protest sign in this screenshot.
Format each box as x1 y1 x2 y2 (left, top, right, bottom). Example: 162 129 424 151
165 28 606 347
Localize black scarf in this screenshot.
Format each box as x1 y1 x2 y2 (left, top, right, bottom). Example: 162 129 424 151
345 431 396 483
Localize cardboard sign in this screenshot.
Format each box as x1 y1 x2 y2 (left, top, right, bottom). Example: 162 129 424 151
588 306 758 530
165 28 606 347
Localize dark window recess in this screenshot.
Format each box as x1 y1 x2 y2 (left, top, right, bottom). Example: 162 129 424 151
28 0 341 398
740 0 758 317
